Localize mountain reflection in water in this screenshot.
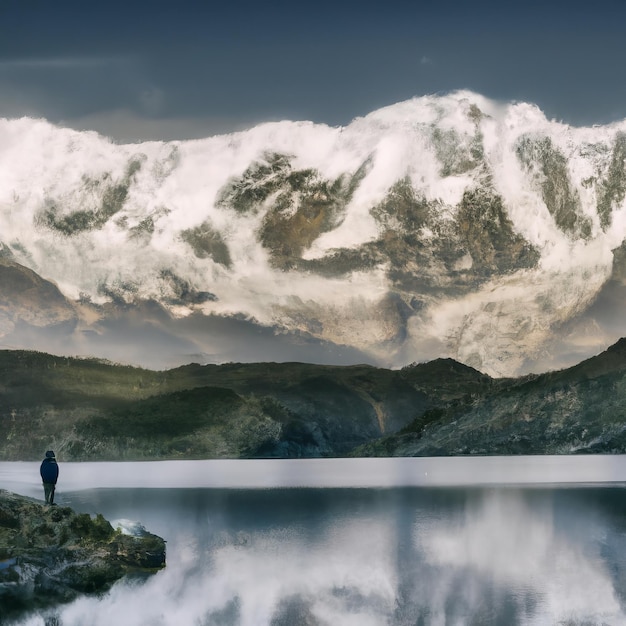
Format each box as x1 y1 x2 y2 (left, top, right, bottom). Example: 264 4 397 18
4 457 626 625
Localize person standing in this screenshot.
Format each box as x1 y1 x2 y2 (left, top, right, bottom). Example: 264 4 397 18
40 450 59 505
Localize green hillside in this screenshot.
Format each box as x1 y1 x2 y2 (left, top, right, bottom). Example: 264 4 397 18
2 341 626 461
0 352 488 460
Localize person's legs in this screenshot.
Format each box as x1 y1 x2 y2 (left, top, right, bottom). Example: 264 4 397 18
43 483 53 504
49 485 55 505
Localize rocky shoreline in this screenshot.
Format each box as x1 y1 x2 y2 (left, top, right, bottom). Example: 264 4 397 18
0 490 166 622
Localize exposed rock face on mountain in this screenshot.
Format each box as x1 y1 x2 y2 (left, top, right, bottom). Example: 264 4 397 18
0 490 165 621
2 92 626 375
0 257 77 336
355 338 626 456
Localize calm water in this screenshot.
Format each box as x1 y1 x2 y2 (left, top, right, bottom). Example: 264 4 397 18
3 457 626 625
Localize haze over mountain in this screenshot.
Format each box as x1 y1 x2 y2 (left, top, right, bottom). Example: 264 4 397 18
2 90 626 376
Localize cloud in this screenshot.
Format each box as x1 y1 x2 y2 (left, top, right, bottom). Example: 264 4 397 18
420 56 433 66
59 108 259 142
0 54 143 121
0 56 125 71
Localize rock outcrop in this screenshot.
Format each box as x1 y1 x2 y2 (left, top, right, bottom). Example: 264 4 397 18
0 490 165 621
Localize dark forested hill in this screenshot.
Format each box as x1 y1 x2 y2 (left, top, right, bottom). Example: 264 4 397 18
2 341 626 460
0 351 489 460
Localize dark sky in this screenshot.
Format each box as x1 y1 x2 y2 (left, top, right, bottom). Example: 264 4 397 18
1 0 626 141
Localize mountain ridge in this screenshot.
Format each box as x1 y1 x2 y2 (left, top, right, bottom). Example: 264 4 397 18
2 338 626 460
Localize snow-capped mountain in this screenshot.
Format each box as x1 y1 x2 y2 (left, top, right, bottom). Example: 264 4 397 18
2 90 626 376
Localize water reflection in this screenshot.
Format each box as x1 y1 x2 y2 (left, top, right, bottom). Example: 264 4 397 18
4 455 626 626
6 486 626 625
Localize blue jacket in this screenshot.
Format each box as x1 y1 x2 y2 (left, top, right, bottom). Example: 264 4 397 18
40 458 59 484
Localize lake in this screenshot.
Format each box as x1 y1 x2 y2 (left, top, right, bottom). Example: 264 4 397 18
2 456 626 625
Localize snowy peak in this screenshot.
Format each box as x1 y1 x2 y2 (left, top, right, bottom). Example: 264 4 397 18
1 91 626 376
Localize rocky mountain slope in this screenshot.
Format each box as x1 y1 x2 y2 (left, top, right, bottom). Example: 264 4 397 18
2 340 626 460
356 338 626 456
2 92 626 376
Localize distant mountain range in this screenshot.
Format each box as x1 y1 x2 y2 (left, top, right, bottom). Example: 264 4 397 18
2 91 626 376
2 340 626 461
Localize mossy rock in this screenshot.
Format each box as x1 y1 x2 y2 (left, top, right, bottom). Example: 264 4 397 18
0 490 165 621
